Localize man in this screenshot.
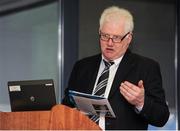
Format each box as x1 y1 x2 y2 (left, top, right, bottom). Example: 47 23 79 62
62 6 169 130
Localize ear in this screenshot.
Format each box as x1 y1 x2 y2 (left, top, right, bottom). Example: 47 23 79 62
127 33 133 44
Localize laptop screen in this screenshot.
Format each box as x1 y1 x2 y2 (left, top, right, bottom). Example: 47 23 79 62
8 79 56 112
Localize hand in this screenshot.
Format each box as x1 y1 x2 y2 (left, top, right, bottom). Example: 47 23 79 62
120 80 144 108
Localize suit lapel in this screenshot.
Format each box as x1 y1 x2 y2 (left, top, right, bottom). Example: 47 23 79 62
108 50 136 99
85 55 101 94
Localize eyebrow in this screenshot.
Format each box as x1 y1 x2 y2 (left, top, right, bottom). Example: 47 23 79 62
100 31 129 38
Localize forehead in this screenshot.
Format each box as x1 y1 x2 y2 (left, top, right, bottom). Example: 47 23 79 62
100 20 126 35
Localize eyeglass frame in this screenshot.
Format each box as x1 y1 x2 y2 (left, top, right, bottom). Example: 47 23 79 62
99 30 131 43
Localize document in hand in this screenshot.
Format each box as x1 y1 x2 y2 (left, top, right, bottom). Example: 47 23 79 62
68 90 116 118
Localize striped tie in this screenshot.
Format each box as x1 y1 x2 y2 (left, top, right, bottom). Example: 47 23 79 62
93 60 114 97
90 60 114 123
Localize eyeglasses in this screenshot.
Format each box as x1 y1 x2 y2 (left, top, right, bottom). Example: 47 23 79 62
99 31 130 43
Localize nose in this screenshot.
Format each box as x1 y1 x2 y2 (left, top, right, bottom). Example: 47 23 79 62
107 38 114 46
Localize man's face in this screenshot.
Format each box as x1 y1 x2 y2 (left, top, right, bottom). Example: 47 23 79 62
99 20 132 61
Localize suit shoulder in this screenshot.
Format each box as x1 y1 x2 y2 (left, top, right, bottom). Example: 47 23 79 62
75 54 101 65
71 54 101 74
131 52 160 66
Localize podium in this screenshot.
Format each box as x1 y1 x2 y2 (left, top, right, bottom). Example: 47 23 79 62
0 104 101 130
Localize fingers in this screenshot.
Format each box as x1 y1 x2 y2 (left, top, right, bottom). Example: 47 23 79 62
119 80 145 107
120 85 135 104
138 80 144 88
120 81 138 96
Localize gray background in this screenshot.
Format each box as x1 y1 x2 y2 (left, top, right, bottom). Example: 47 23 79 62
0 2 59 111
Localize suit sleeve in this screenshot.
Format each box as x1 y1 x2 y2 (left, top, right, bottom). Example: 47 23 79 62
61 62 79 108
140 62 170 127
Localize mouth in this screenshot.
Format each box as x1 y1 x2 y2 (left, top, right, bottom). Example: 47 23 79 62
106 48 114 52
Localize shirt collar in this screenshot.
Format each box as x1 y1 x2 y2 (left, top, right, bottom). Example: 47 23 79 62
101 55 124 66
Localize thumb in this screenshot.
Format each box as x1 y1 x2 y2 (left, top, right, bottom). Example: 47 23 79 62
138 80 144 88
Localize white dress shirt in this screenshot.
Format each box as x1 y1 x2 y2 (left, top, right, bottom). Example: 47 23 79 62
92 55 123 130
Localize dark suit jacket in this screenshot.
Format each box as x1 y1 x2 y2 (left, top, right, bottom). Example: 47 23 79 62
62 50 169 130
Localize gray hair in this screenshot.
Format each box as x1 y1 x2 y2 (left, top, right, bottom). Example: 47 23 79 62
99 6 134 33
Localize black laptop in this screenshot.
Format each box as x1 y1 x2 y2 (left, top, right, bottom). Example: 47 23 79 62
8 79 56 112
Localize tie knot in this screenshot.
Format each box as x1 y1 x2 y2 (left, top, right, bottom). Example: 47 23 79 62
103 60 114 68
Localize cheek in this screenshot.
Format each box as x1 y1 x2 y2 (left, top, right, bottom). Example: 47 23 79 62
122 42 130 50
100 42 106 50
114 46 123 55
115 43 129 54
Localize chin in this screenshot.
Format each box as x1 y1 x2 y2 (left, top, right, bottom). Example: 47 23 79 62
104 55 115 61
